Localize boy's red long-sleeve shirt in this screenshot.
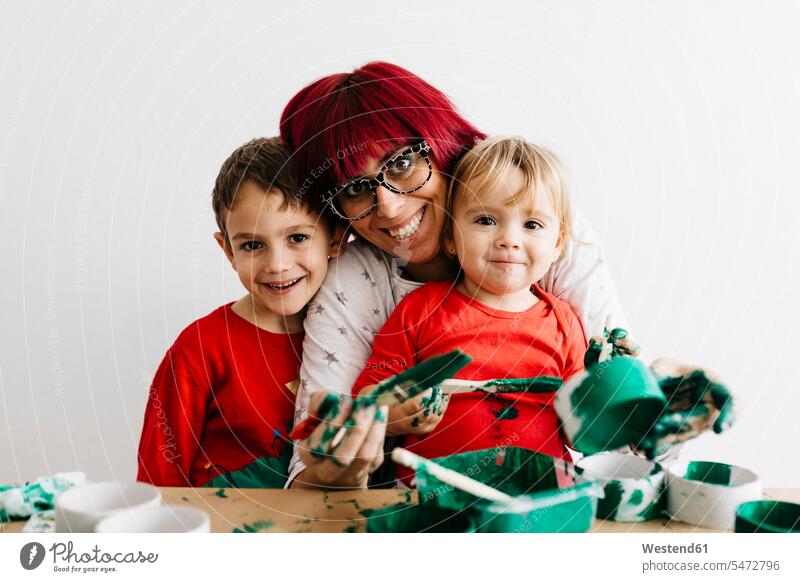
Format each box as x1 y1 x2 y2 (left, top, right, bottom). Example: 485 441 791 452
137 303 301 487
352 281 587 480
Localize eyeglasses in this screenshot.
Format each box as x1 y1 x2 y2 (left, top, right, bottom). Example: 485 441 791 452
322 140 432 221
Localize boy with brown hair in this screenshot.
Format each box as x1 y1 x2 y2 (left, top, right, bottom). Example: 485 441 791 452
137 137 342 487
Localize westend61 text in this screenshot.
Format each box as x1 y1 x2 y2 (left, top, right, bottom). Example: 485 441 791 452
642 543 708 554
49 542 159 564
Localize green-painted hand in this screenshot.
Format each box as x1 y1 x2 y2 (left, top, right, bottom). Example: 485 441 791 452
584 326 641 368
637 358 735 459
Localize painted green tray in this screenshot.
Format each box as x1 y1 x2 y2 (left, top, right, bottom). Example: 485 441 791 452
365 503 476 533
415 447 601 533
417 447 572 510
735 500 800 533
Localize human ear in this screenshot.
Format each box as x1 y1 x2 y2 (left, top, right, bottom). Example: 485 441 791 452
327 225 347 259
554 228 567 261
213 232 237 270
442 225 459 258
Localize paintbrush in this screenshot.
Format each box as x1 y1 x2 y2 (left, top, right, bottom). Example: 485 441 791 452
391 447 514 505
290 350 472 441
438 376 562 396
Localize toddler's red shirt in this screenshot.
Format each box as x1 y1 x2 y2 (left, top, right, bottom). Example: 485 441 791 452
352 281 586 481
137 303 301 487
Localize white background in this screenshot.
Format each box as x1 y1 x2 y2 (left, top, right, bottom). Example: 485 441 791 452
1 0 798 486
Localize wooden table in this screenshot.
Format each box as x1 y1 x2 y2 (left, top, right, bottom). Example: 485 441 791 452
2 488 796 533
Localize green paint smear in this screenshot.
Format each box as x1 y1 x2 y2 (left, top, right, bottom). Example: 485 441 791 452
214 488 227 498
483 376 562 394
232 519 275 533
683 461 732 485
344 525 359 533
417 447 561 511
204 451 291 489
597 481 623 520
372 350 472 402
491 405 519 421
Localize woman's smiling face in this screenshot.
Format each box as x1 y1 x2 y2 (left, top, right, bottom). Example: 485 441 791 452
344 151 448 265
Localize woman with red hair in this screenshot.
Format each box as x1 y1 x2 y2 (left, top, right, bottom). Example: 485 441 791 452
281 62 628 489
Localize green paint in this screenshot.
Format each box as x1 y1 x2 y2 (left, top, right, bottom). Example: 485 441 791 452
365 503 475 533
568 358 665 454
417 448 561 510
491 405 519 421
334 498 362 511
735 500 800 533
411 417 420 428
641 370 736 458
420 387 445 418
214 488 227 498
597 481 623 520
371 350 472 404
232 519 275 533
482 376 562 394
479 481 600 533
401 491 413 504
204 451 291 489
628 488 644 505
344 525 359 533
181 496 189 502
584 327 641 368
682 461 732 485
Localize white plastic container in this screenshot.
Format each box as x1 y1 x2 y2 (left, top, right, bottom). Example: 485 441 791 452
665 460 762 530
55 482 162 533
95 505 210 533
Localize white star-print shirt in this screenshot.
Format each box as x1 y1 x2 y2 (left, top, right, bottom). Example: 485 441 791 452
286 211 628 486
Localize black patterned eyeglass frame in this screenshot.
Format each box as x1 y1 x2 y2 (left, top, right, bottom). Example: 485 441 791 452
321 140 432 221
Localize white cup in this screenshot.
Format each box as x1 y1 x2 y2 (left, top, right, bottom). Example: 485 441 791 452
665 460 762 530
95 506 210 533
55 482 162 533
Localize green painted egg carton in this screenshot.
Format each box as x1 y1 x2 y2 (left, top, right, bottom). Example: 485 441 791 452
367 447 602 533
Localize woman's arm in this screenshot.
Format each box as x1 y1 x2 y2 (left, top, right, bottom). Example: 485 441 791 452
286 242 398 488
541 210 629 341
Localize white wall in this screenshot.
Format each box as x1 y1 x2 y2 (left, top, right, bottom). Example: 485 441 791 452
1 0 798 486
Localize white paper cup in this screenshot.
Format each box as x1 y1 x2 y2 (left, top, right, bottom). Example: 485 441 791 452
55 482 162 533
666 460 762 530
95 506 210 533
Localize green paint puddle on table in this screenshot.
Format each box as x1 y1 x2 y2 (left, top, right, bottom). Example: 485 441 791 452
214 489 228 498
232 519 275 533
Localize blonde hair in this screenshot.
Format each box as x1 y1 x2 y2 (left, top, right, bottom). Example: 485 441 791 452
445 136 574 259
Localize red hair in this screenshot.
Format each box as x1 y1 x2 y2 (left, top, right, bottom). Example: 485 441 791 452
280 61 486 200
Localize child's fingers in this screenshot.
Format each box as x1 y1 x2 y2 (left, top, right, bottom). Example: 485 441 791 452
359 405 388 475
324 403 378 470
303 398 352 460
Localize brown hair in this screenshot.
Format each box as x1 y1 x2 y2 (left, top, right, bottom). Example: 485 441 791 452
445 136 575 259
212 136 333 236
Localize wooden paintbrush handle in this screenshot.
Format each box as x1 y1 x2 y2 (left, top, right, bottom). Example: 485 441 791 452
391 448 514 505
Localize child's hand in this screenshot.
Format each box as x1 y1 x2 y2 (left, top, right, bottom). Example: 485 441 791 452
387 387 449 436
584 326 641 368
635 357 735 459
294 391 387 489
